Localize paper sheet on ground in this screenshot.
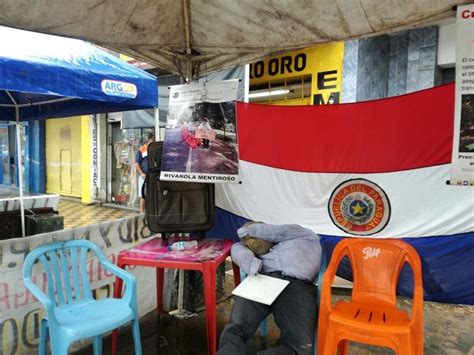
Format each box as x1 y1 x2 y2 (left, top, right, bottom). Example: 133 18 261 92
232 274 290 305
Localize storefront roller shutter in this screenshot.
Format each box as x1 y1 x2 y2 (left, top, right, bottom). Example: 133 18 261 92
46 117 82 197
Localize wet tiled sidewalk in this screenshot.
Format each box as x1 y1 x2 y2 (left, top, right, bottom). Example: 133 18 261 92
58 198 136 229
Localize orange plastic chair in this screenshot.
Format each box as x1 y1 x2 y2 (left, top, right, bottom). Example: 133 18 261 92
317 238 424 355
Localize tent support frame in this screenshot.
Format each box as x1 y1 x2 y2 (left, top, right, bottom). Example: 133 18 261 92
15 107 25 238
0 97 73 108
5 90 26 237
154 107 160 141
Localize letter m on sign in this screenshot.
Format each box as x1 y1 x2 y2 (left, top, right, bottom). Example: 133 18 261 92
313 92 340 105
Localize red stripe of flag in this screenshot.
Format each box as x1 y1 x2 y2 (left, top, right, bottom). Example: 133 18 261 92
237 84 454 173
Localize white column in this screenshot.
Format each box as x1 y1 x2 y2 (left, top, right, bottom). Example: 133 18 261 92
15 107 26 237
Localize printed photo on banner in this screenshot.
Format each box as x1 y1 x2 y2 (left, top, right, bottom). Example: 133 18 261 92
451 4 474 186
160 80 240 183
460 95 474 153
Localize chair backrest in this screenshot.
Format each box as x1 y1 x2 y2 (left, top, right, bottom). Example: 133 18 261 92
334 238 421 306
23 239 106 306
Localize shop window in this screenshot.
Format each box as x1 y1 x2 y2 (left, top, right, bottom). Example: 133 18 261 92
109 124 154 207
249 75 312 104
441 67 455 84
0 125 10 185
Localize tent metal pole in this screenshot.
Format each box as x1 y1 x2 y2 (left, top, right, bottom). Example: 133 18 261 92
244 64 250 103
0 97 73 108
6 90 26 238
15 106 26 238
154 107 160 141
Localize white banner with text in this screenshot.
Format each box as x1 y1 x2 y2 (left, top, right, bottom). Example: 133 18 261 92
452 4 474 185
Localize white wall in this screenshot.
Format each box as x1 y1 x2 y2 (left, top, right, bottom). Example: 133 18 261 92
438 22 456 68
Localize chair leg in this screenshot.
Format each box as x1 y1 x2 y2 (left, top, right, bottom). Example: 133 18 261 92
114 275 124 298
321 327 339 355
156 268 164 317
337 339 349 355
317 322 327 355
93 335 103 355
112 274 124 355
39 319 48 355
396 339 411 355
412 332 424 355
50 339 70 355
132 318 143 355
396 333 418 355
259 319 267 337
232 262 241 286
203 263 217 355
322 339 338 355
111 328 119 355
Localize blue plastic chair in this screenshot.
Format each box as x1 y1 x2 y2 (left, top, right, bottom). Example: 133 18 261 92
23 239 142 355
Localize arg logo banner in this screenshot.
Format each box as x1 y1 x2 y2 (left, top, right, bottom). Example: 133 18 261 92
101 79 137 99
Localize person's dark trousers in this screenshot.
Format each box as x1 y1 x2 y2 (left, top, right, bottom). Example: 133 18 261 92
217 272 318 355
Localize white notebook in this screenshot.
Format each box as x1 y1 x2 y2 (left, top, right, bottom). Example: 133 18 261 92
232 274 290 305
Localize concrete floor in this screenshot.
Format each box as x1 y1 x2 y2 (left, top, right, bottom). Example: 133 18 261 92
75 272 474 355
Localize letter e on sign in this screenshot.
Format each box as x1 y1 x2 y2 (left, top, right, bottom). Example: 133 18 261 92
317 70 338 90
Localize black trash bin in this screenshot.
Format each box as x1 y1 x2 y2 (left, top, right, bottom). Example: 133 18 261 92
26 212 64 236
0 207 63 240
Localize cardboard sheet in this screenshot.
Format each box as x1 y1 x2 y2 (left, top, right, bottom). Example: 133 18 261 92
232 274 289 305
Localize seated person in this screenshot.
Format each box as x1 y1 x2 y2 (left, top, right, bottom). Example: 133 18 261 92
218 222 322 355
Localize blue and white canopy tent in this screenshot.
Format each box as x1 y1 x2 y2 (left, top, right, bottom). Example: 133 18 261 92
0 26 158 237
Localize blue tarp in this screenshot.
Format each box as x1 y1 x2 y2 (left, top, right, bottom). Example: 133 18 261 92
0 26 157 121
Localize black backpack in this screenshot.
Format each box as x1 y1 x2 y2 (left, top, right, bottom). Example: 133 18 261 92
144 141 215 233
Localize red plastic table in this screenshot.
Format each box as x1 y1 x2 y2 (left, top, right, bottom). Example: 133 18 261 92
112 237 238 355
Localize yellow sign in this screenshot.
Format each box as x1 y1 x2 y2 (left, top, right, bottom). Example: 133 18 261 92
250 47 313 84
310 42 344 105
249 42 345 105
